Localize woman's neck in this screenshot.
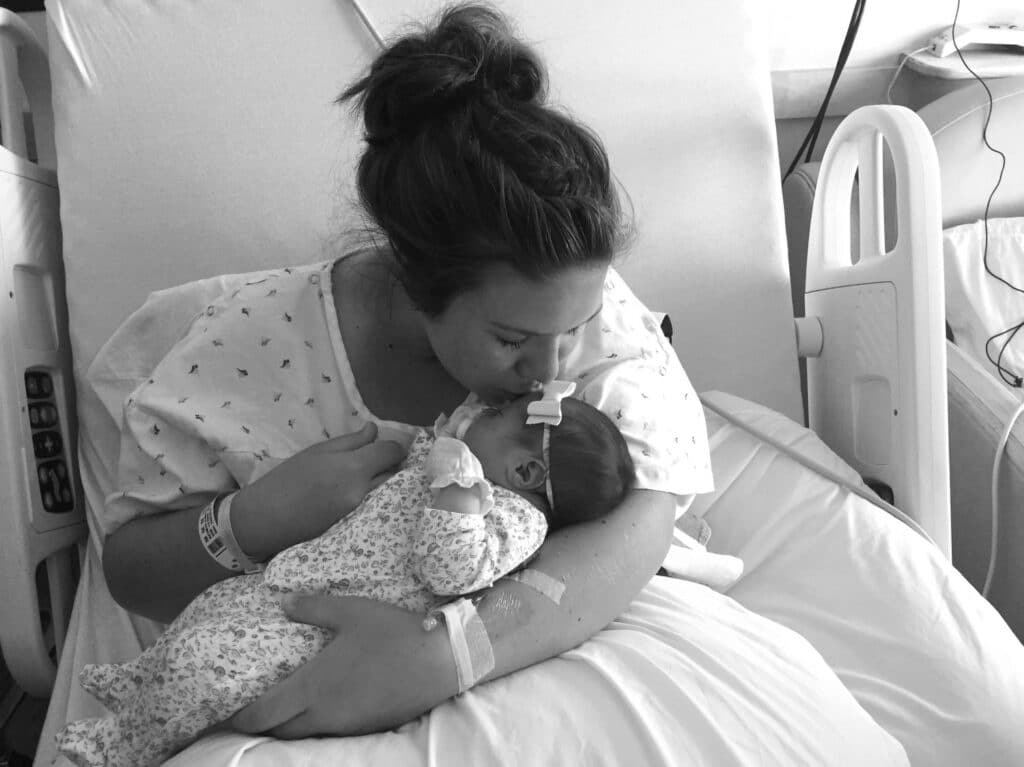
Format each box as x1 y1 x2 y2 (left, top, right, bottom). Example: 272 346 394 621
340 248 437 360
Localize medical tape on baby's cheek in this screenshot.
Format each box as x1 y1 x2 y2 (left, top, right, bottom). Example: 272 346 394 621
502 568 565 605
425 599 495 693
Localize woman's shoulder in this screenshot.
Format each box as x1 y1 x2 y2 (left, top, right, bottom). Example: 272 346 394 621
564 267 714 496
563 267 675 379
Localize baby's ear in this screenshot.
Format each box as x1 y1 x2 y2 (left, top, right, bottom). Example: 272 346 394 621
508 453 548 493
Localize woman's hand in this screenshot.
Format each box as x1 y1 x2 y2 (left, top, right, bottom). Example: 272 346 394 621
104 423 406 623
230 595 458 737
233 423 407 561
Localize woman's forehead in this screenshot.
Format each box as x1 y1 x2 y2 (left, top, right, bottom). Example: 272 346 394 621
463 263 607 331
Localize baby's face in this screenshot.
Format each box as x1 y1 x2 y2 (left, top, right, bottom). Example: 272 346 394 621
462 395 538 481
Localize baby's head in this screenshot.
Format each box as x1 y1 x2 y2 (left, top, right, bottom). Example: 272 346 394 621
461 394 635 530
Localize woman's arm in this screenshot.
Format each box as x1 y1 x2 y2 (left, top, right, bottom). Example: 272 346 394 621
413 487 548 596
104 503 237 624
231 487 675 737
104 424 407 623
480 488 674 666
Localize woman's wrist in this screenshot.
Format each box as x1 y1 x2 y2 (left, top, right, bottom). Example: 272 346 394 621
230 485 280 563
421 611 462 701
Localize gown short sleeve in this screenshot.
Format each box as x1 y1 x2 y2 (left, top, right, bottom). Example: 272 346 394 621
562 268 714 499
104 264 357 536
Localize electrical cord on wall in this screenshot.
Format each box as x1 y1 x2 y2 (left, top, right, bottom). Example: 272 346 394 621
885 46 928 105
782 0 866 183
985 399 1024 599
943 4 1016 388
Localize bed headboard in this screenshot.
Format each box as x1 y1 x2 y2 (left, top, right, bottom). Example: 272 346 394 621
917 76 1024 228
47 0 801 422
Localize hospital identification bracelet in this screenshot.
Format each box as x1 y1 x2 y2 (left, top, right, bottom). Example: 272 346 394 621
197 491 264 574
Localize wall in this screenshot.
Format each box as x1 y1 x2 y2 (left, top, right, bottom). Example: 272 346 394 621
763 0 1023 172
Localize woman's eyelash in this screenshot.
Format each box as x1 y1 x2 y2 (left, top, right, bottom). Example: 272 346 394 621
499 324 582 349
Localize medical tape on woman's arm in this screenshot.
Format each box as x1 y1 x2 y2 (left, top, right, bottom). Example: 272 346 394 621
423 598 495 693
500 568 565 604
420 567 564 694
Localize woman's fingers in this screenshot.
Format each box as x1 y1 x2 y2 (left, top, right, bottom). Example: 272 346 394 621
229 676 310 735
358 439 407 474
264 708 323 740
367 469 396 491
321 421 377 451
281 593 385 632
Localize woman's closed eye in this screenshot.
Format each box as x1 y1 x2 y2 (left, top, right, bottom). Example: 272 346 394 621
497 323 585 350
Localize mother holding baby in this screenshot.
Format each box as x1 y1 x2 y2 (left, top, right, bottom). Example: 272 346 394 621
70 7 918 766
97 3 713 739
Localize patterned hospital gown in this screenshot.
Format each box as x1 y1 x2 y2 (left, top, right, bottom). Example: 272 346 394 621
56 431 547 767
98 259 712 536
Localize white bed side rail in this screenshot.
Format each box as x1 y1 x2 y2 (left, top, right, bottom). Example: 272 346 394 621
802 105 951 557
0 8 84 698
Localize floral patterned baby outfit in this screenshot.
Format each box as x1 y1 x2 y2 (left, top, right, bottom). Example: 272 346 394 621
56 431 546 767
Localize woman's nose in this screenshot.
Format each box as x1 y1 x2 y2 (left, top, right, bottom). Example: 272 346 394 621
517 338 561 385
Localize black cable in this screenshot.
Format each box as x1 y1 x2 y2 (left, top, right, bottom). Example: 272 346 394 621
802 0 866 163
782 0 866 183
945 2 1017 386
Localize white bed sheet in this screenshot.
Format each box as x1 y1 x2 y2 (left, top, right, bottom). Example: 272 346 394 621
164 393 1024 767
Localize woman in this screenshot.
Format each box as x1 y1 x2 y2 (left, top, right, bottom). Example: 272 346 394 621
100 3 713 738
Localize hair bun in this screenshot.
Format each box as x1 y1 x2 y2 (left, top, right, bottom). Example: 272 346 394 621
343 4 546 146
427 4 545 104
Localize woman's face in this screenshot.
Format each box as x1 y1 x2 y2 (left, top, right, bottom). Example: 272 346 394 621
423 263 608 405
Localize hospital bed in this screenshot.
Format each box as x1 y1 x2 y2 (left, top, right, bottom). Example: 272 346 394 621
0 1 1020 765
784 76 1024 640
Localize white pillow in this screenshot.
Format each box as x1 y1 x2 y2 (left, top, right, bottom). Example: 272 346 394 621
944 216 1024 391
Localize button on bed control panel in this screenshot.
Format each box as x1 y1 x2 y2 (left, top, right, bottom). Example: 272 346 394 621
24 370 75 514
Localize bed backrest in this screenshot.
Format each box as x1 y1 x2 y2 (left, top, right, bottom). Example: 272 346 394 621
47 0 801 422
917 77 1024 229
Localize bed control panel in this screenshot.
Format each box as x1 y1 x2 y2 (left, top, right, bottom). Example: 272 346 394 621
26 370 76 514
0 105 87 696
0 7 84 699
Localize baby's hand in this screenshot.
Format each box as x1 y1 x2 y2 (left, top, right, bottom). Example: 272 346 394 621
432 484 486 515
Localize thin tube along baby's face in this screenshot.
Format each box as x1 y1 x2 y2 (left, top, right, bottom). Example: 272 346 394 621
462 396 548 497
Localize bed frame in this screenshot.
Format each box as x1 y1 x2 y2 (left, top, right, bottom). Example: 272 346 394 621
0 0 950 706
784 77 1024 638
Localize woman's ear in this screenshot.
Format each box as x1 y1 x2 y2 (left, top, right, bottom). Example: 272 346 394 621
506 450 548 493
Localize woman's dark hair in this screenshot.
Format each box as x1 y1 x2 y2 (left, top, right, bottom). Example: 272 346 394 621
544 398 635 530
338 3 629 316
